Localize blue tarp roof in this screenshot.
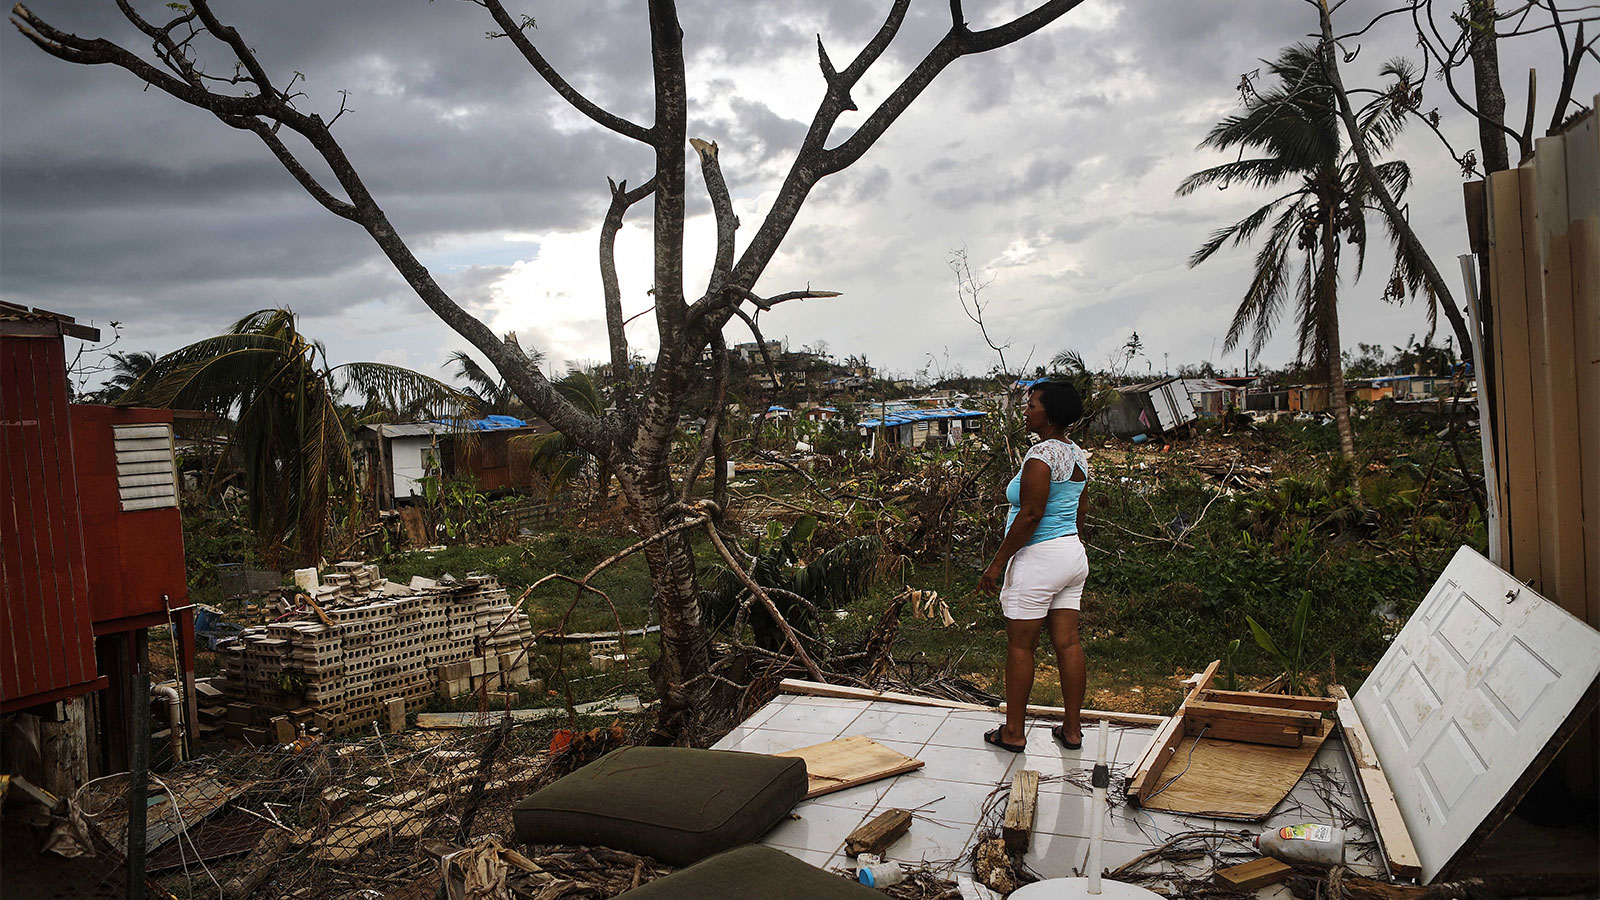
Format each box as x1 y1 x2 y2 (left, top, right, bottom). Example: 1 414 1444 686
859 407 986 428
433 414 529 431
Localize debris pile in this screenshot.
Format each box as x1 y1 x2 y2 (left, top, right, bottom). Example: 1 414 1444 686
216 563 535 737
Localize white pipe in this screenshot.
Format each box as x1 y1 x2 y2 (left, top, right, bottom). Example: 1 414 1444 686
1087 719 1108 894
152 684 184 763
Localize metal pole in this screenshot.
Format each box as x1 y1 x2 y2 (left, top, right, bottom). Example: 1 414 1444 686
126 631 151 900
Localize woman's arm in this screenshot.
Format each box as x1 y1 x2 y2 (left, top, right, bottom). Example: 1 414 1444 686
978 457 1052 594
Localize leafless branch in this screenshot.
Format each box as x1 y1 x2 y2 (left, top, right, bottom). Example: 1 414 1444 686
477 0 653 143
690 138 738 304
678 330 731 505
731 307 782 390
601 175 657 395
738 287 843 312
10 1 607 452
699 517 826 682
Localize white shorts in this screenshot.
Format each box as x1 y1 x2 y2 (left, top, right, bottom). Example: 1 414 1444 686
1000 534 1089 620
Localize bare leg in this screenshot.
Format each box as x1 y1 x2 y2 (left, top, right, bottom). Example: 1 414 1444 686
1047 608 1085 744
1001 616 1046 745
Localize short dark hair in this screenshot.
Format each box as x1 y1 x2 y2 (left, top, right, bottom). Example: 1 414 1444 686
1030 381 1083 428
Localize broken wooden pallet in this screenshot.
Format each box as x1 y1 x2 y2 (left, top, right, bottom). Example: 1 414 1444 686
1126 662 1340 817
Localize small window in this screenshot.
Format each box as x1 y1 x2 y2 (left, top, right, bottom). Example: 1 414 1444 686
112 423 178 511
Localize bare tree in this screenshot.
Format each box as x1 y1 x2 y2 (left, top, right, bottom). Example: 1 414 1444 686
12 0 1089 740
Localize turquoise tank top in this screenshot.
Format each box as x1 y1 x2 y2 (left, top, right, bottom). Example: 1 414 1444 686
1004 440 1086 545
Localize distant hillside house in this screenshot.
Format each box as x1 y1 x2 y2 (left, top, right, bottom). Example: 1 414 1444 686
858 407 985 451
355 415 552 506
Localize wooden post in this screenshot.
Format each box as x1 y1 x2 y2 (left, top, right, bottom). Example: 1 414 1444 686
1002 770 1040 853
127 631 151 900
39 697 89 799
844 808 912 857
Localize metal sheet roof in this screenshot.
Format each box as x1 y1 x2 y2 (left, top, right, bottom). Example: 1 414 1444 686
859 407 986 428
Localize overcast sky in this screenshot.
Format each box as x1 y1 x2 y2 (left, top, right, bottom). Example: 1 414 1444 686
0 1 1586 390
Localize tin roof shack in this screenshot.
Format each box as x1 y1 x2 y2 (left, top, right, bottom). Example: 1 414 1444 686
1 304 194 799
859 407 984 452
356 415 551 507
1180 377 1247 417
1099 378 1198 438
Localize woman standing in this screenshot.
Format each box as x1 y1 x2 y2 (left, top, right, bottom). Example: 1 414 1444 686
978 381 1090 752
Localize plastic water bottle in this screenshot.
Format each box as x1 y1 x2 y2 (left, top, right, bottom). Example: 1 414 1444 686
855 854 905 887
1255 823 1345 866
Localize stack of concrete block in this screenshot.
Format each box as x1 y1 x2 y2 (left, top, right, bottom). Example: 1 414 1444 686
588 639 632 672
215 565 536 736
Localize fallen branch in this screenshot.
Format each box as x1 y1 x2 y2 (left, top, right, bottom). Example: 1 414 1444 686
699 518 826 682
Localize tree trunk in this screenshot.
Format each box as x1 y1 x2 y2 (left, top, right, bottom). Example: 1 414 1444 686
1324 207 1356 461
1468 0 1512 173
1313 7 1475 361
614 457 712 743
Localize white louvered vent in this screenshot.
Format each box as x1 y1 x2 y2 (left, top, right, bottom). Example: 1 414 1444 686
113 423 178 511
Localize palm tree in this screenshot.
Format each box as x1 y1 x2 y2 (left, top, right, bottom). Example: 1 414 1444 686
515 369 608 500
1179 44 1418 459
447 350 532 417
121 308 473 565
104 350 158 400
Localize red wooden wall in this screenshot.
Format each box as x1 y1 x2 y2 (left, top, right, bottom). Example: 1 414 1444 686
70 405 188 633
1 335 101 712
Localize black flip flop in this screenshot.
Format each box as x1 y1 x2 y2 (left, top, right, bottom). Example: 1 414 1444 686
984 727 1026 753
1052 725 1083 750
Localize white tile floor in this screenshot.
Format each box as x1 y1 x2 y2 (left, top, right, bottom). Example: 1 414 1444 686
713 692 1386 884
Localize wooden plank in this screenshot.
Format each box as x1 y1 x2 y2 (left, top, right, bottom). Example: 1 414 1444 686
778 678 1164 725
1184 700 1323 735
1567 99 1599 631
1215 858 1291 890
1520 156 1570 605
1560 99 1600 798
1002 769 1039 853
1487 168 1542 584
1485 172 1515 566
843 808 912 857
773 735 924 799
1183 717 1301 748
1330 686 1422 879
1127 660 1218 802
1532 132 1590 656
1197 689 1337 712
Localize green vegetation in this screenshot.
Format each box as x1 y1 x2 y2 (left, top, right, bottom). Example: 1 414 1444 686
179 399 1483 720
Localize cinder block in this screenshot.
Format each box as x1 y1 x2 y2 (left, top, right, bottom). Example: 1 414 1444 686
226 702 255 725
271 716 296 744
382 697 406 733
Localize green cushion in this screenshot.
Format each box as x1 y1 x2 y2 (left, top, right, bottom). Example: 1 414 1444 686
512 747 807 867
618 845 880 899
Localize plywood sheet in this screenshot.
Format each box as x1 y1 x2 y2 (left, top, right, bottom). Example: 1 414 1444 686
1137 720 1330 820
774 734 924 799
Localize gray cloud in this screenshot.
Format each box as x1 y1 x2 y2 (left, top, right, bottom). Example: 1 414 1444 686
1 0 1576 386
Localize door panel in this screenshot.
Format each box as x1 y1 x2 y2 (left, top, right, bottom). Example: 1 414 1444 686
1354 546 1600 883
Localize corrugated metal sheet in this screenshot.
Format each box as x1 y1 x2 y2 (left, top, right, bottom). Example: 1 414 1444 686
858 407 986 428
1 333 100 711
72 405 189 630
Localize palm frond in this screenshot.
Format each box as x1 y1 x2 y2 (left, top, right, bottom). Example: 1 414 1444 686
338 361 479 423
